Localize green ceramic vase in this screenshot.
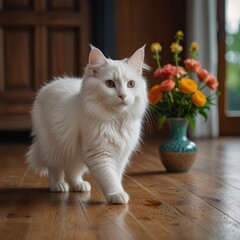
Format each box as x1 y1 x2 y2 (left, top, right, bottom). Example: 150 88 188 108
159 118 197 172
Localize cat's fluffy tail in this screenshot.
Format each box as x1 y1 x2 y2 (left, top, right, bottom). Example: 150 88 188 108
26 142 48 176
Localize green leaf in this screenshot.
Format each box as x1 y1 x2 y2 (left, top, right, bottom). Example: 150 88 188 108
186 115 195 129
199 109 208 121
158 115 167 128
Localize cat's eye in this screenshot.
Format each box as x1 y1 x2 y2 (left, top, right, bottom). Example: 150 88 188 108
127 80 135 88
105 80 115 88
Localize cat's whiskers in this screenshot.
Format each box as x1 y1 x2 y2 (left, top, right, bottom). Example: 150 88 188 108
144 107 154 133
149 105 162 125
144 105 161 133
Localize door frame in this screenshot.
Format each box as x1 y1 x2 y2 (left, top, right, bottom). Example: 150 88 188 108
217 0 240 135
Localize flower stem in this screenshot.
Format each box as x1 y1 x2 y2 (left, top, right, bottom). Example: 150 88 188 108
174 53 179 66
174 38 180 66
199 83 206 91
155 52 161 69
169 91 174 103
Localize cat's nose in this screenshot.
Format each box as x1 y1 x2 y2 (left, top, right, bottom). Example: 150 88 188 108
118 94 126 101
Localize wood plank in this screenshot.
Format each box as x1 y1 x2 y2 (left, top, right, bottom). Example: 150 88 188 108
165 172 240 222
1 137 240 239
127 137 240 239
128 171 240 239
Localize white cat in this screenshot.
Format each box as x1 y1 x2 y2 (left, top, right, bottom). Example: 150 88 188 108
26 46 148 204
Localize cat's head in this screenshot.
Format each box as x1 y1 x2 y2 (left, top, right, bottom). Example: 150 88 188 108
82 46 148 119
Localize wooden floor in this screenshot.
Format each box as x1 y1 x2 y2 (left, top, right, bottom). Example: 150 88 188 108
1 136 240 240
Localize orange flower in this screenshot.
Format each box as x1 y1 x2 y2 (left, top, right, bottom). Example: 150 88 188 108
179 78 198 94
160 79 175 92
191 90 207 107
149 85 163 104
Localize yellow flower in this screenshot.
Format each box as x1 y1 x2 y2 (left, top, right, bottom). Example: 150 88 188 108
170 43 183 53
151 42 162 53
179 78 198 94
176 30 184 40
190 42 199 51
191 90 207 107
149 85 163 104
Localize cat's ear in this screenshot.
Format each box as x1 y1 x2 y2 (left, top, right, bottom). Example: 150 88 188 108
128 45 145 75
88 45 107 76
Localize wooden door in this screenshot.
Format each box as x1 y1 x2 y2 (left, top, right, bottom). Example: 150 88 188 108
0 0 91 130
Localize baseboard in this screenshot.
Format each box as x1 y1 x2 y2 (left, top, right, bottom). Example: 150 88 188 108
0 131 32 144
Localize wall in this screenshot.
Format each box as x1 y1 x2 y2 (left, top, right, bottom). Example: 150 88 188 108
116 0 187 135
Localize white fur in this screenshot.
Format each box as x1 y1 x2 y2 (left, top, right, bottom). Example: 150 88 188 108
26 46 148 204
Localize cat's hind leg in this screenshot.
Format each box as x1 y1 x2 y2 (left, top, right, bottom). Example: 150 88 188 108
65 164 91 192
70 179 91 192
49 168 69 192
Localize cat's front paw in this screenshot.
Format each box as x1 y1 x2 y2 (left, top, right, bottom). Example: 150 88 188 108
107 191 129 204
50 182 69 192
70 181 91 192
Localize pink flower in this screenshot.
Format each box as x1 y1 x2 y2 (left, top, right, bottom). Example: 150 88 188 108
161 64 177 78
184 58 201 72
175 66 187 77
154 64 187 79
153 64 177 79
159 79 175 92
196 68 210 83
154 68 162 78
206 75 219 91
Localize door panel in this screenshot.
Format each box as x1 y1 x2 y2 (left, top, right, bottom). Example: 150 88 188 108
3 0 33 10
47 27 79 78
48 0 79 11
0 0 91 130
5 27 34 89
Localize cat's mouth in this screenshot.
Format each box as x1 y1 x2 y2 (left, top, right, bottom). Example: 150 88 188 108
119 100 131 107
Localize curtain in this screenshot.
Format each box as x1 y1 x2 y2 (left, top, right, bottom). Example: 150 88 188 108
186 0 219 138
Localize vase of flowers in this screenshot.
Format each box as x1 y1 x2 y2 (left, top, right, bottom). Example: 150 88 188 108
159 118 197 172
149 30 219 172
